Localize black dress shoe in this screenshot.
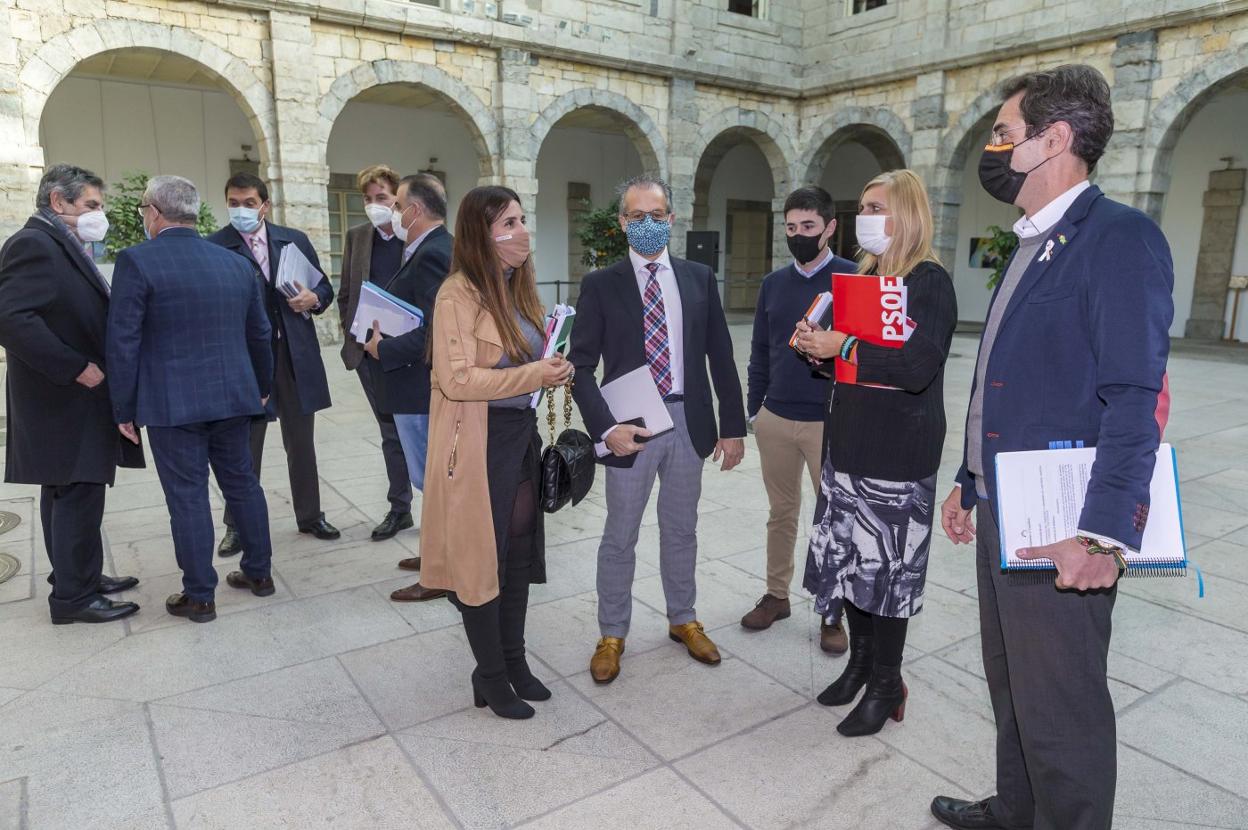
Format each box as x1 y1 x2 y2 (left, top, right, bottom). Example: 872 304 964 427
931 796 1010 829
51 597 139 625
218 528 242 557
166 593 216 623
226 571 276 597
298 517 341 540
371 510 413 541
98 574 139 594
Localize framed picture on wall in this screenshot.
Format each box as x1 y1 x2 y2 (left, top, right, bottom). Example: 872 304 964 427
968 237 1002 270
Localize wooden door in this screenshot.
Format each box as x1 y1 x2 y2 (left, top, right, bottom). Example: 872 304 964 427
725 201 772 312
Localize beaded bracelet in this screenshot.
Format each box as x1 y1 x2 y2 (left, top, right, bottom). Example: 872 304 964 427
839 335 858 361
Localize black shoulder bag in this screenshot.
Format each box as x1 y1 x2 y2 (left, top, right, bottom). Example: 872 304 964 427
539 382 595 513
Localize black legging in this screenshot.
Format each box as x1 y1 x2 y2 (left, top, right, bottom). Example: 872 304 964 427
458 476 538 678
843 601 908 667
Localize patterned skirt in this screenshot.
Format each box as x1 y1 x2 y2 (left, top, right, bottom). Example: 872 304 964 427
803 456 937 621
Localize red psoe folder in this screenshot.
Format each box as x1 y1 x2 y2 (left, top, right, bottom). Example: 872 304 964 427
831 273 914 386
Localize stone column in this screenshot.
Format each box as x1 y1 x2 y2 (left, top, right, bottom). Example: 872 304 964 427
1103 31 1162 217
498 48 537 211
667 76 699 259
1185 168 1245 340
266 11 335 342
0 7 39 238
910 71 957 269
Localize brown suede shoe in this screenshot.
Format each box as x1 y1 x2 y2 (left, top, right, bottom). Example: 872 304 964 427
669 621 721 665
397 557 421 572
390 582 447 602
821 618 849 655
741 594 791 630
590 637 625 684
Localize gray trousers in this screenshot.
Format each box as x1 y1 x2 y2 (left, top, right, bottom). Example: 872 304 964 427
977 504 1117 830
356 361 413 513
597 401 703 638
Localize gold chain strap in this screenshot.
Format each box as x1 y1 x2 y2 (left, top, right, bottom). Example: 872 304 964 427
544 380 575 445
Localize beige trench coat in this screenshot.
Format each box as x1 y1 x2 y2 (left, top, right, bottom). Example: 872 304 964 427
418 273 546 606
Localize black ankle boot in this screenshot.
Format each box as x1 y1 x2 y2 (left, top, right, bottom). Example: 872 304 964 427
836 662 907 737
472 670 535 720
817 636 873 706
505 658 552 701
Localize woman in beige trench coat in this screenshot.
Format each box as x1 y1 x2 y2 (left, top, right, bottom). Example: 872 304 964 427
419 185 572 720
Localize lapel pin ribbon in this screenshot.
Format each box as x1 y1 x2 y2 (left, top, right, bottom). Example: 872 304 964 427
1038 239 1056 262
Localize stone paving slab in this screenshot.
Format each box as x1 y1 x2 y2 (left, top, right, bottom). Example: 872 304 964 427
2 330 1247 828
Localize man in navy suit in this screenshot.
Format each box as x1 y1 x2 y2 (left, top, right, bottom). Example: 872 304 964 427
569 174 747 684
931 66 1173 830
207 173 340 553
107 175 276 624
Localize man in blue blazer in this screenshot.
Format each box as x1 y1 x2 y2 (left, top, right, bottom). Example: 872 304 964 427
107 175 276 624
207 173 339 553
931 66 1173 830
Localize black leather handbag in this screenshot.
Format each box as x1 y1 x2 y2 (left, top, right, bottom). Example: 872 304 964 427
539 382 595 513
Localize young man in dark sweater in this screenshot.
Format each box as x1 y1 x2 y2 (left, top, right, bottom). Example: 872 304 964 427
741 186 856 654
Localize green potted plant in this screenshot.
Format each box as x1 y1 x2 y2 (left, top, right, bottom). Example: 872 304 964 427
576 199 628 269
981 224 1019 290
103 171 218 261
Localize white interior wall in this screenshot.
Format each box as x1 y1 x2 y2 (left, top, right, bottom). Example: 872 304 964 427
326 99 483 234
1160 87 1248 341
41 75 257 226
534 126 642 305
704 141 775 278
953 155 1021 325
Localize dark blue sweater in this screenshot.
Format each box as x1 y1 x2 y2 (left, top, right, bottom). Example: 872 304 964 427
368 231 404 285
747 253 858 422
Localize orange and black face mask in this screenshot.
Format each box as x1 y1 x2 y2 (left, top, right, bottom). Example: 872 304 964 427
979 131 1049 205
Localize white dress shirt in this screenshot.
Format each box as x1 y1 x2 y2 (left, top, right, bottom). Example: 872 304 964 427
403 224 439 265
1013 179 1090 239
628 247 684 395
794 247 835 279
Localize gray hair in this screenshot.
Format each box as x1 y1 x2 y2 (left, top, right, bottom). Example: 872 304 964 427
36 163 105 209
145 175 200 224
615 173 673 216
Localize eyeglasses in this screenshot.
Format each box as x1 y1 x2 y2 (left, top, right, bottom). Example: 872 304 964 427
622 210 670 223
989 124 1029 146
135 203 160 217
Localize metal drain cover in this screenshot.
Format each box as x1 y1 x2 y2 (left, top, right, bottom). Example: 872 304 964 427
0 552 19 584
0 511 20 535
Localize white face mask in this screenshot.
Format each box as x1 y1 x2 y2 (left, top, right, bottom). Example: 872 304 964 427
391 207 408 243
364 203 393 229
855 214 892 256
74 209 109 243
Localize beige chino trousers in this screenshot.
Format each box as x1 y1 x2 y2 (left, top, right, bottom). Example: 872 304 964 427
753 406 824 599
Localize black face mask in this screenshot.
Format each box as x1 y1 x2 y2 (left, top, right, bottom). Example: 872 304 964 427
978 132 1051 205
786 231 825 264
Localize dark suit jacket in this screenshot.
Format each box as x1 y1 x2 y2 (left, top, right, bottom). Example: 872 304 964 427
337 221 375 371
207 222 333 416
568 255 746 469
106 227 273 428
370 225 453 415
0 216 144 485
954 185 1174 550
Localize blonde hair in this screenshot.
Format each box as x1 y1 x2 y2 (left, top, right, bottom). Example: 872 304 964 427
857 169 941 278
356 164 400 195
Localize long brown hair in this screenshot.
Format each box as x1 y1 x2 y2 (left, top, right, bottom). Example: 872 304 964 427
450 186 546 362
857 169 941 279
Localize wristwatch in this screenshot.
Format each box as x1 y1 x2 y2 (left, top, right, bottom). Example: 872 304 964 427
1077 535 1128 571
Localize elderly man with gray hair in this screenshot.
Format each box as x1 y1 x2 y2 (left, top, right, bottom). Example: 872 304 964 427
0 163 144 624
106 175 276 624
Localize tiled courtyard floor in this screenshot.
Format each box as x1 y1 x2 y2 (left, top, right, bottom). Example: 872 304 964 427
1 327 1246 829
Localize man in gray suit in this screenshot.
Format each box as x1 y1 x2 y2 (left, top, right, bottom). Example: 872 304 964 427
336 164 413 541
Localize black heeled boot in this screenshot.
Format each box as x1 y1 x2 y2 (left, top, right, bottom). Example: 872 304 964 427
500 526 550 702
836 662 907 737
817 635 873 706
460 596 535 720
505 659 552 702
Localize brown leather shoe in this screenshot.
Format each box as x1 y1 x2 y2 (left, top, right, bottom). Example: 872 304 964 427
390 581 447 602
225 571 275 597
821 618 849 655
165 593 216 623
669 621 721 665
397 557 421 572
741 594 791 630
590 637 625 684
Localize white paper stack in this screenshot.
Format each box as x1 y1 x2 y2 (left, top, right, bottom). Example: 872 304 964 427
530 304 576 408
349 282 424 343
274 244 326 319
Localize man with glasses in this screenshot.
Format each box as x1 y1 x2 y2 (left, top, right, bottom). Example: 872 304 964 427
0 164 143 624
568 173 747 684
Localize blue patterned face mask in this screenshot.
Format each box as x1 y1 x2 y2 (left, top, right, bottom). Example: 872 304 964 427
625 215 671 257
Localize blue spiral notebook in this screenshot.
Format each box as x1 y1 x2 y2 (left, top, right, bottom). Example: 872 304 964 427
994 443 1187 576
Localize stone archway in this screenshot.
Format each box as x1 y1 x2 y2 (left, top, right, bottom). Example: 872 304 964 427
529 89 667 181
316 60 499 182
798 106 910 186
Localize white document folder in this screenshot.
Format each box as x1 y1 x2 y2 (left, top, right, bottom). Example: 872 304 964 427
274 244 325 319
349 282 424 344
994 443 1186 575
592 365 676 458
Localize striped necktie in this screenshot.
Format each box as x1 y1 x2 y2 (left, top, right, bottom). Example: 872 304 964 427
642 262 673 398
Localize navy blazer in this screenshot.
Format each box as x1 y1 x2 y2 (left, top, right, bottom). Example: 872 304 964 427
568 255 747 469
207 222 333 416
106 227 273 428
372 224 453 415
954 186 1173 550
